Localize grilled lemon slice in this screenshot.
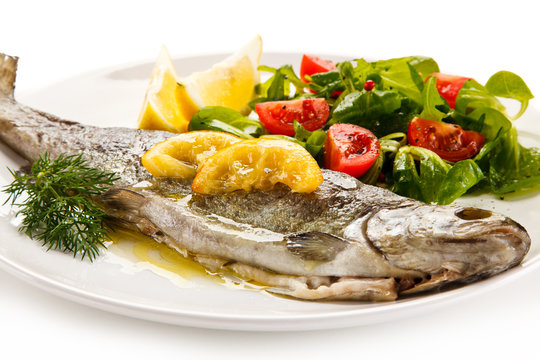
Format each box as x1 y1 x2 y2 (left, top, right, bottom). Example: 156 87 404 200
192 138 323 194
142 131 241 179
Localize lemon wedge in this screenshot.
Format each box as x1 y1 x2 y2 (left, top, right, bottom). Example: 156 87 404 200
192 138 324 194
138 36 262 133
137 45 198 133
142 131 242 179
181 35 262 111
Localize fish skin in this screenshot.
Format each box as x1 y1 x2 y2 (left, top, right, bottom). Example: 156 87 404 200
0 53 532 300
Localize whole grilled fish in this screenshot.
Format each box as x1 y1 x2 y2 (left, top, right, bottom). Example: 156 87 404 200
0 53 531 301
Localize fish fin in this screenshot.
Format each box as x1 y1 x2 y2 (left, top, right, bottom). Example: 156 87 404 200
99 188 147 210
0 53 18 98
285 231 349 261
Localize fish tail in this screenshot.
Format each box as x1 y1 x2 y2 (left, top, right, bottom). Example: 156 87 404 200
0 53 18 98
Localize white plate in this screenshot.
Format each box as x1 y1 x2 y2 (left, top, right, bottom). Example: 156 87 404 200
1 53 540 331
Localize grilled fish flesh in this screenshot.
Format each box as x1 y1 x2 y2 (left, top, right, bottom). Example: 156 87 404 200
0 53 531 301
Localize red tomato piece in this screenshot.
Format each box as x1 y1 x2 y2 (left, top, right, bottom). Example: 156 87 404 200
300 54 338 82
407 117 485 162
255 98 330 136
427 73 472 108
324 124 381 178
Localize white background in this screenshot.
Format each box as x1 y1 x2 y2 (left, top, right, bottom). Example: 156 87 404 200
2 0 540 358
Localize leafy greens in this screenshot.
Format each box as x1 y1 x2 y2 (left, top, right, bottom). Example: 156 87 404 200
193 54 539 204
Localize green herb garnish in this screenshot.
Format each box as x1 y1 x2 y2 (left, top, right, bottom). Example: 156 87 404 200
3 153 118 261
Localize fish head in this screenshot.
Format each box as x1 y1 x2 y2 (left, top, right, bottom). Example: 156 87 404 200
361 204 531 280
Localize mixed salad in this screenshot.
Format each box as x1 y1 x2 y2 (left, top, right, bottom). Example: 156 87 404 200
188 54 539 204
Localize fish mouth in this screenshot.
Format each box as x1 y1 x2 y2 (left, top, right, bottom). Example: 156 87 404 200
468 217 531 275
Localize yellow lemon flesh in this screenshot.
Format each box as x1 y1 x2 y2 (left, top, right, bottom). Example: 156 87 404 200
182 35 262 112
137 45 198 133
142 131 241 179
192 138 324 194
138 36 262 133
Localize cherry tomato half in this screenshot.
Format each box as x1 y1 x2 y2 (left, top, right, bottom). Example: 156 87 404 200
324 124 381 178
427 73 472 108
300 54 338 82
407 117 485 162
255 98 330 136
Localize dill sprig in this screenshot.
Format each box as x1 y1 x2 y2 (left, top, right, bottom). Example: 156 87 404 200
2 152 119 261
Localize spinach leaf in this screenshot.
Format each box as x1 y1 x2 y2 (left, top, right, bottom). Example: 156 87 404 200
189 106 264 138
374 59 425 105
419 76 448 121
437 160 485 204
292 121 327 158
485 71 534 120
392 146 484 204
260 134 305 146
455 79 506 115
331 90 402 131
362 132 408 186
392 147 428 201
259 121 327 159
408 56 440 81
484 127 540 194
393 146 451 203
456 71 533 121
466 107 512 141
309 71 344 97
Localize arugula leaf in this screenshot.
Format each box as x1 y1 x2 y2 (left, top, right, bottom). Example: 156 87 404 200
337 61 357 93
253 64 308 106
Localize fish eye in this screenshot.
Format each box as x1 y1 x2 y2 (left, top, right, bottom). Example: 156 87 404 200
455 208 493 220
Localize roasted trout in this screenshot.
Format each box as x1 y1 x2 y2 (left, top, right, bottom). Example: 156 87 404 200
0 53 531 301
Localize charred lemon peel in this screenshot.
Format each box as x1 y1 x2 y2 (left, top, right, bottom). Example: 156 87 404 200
191 138 324 194
142 131 241 179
